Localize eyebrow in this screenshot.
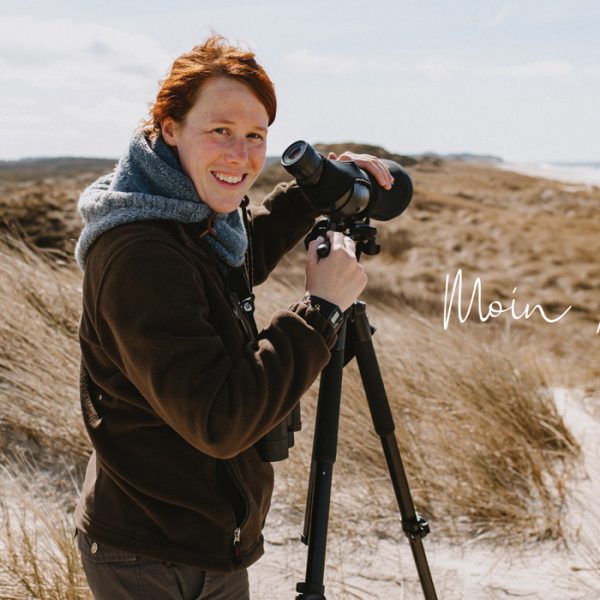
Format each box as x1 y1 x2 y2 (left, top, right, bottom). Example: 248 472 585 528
209 118 268 133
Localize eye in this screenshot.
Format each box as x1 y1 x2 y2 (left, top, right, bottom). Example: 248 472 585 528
248 132 265 141
213 127 229 135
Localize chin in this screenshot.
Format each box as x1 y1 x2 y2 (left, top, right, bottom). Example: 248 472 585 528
209 199 245 213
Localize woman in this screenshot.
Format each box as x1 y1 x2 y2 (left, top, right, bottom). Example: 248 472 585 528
74 35 393 599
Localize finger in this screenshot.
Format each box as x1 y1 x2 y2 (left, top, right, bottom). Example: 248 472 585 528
307 236 326 263
335 152 353 162
327 230 346 248
357 158 392 188
383 162 394 188
380 167 394 190
342 235 356 256
328 231 355 256
328 152 337 160
337 152 375 162
336 152 393 189
364 160 393 189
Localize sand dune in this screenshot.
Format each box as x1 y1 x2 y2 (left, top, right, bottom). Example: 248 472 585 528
0 151 599 598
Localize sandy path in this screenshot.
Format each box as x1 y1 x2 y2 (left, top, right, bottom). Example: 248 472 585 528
250 389 600 599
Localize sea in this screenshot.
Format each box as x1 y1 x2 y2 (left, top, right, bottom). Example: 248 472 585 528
497 161 600 186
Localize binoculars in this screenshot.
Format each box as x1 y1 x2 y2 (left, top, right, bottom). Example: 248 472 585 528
255 403 302 462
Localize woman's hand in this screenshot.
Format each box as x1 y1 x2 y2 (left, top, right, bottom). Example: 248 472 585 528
328 151 394 190
305 230 367 312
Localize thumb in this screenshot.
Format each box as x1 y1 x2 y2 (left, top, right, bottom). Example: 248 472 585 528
307 236 325 264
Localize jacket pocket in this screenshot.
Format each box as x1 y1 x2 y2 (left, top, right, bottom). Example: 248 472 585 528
214 459 252 563
214 460 249 529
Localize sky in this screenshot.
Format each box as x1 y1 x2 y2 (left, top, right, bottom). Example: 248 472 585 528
0 0 599 163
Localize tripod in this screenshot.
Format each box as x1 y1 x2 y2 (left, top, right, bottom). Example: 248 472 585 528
295 301 438 600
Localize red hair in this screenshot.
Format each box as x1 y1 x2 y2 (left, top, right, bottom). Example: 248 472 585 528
146 35 276 131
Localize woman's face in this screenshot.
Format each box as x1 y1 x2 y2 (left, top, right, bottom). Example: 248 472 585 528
162 76 269 213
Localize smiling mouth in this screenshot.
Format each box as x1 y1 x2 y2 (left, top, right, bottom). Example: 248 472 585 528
212 171 247 185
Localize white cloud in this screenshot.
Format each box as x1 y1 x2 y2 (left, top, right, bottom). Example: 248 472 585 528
284 50 577 81
0 16 172 99
581 66 600 78
283 49 359 76
411 57 463 79
0 15 171 70
491 4 517 26
283 50 462 80
481 60 575 78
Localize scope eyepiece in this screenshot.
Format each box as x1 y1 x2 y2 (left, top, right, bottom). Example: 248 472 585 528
281 141 324 186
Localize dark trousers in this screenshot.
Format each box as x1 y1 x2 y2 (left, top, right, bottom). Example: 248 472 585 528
77 530 250 600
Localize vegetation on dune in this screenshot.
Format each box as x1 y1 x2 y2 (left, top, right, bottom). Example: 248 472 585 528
0 235 88 464
252 278 577 544
1 461 90 600
0 149 598 594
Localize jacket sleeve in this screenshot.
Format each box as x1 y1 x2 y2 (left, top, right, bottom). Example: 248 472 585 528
92 237 335 460
248 181 320 285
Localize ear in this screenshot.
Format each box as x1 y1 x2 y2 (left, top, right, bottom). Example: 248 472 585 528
161 117 178 147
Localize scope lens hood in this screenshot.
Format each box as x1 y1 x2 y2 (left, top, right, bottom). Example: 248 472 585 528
368 160 413 221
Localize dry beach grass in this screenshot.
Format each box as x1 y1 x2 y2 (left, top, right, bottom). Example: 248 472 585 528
0 149 598 598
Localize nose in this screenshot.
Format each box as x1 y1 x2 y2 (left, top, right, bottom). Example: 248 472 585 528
226 137 249 163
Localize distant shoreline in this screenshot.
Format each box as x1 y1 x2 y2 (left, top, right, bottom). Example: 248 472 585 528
497 161 600 186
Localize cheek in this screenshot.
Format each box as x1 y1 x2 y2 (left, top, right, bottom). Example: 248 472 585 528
250 146 267 170
179 140 213 181
175 139 196 175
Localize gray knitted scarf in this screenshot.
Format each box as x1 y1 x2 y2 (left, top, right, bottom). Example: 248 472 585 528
75 130 248 270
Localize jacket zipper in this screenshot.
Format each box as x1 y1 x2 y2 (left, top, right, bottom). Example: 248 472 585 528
233 526 241 560
224 461 250 563
179 227 253 562
229 292 258 351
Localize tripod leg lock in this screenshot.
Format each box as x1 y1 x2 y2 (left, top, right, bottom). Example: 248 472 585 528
402 512 431 541
296 581 325 599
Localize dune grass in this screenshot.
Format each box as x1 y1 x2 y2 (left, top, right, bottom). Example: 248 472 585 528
252 275 577 544
0 234 88 464
0 231 577 598
0 459 90 600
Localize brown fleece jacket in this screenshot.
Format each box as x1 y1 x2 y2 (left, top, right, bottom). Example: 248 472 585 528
75 182 335 571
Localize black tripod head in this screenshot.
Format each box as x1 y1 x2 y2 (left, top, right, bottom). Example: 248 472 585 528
304 218 381 260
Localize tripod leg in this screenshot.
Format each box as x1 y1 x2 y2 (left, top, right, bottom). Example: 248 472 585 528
296 323 347 600
350 302 438 600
